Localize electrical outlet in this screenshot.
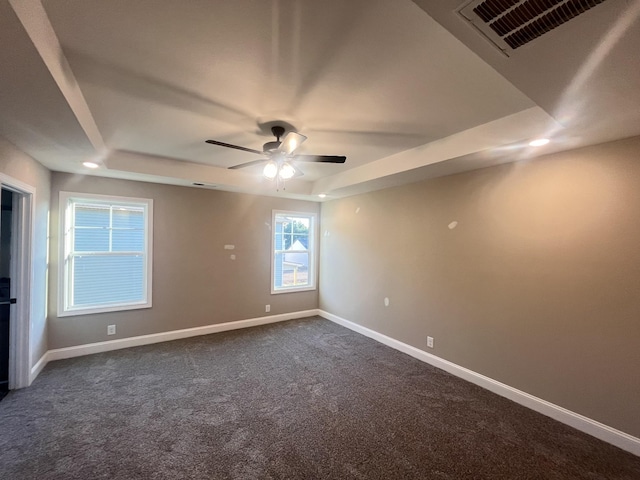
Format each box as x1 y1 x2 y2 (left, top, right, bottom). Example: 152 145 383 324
265 304 270 313
107 325 116 335
427 336 434 348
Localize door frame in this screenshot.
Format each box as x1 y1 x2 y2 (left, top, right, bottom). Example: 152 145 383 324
0 173 34 389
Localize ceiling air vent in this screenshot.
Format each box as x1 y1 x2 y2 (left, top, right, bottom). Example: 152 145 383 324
459 0 609 55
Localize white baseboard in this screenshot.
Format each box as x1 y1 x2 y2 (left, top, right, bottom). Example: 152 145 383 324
39 309 319 366
318 310 640 457
30 351 50 384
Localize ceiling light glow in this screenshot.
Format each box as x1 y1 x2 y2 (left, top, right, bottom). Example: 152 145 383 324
82 161 99 169
318 194 327 198
279 162 295 180
263 161 278 179
529 138 550 147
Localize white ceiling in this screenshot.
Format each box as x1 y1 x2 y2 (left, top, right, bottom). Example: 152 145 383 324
1 0 638 200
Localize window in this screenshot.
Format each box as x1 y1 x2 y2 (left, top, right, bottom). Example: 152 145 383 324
59 192 153 316
272 211 317 294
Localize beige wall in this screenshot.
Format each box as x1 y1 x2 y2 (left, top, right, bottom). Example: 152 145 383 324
0 138 51 367
319 135 640 438
48 173 319 349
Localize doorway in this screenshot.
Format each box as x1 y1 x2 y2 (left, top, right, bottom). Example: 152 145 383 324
0 189 13 399
0 174 34 395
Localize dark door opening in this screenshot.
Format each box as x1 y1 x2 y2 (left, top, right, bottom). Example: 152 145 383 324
0 188 14 401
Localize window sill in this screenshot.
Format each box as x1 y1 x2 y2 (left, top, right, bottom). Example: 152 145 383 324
57 301 152 318
271 285 317 295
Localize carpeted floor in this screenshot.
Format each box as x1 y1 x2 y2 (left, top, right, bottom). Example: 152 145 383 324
1 316 639 479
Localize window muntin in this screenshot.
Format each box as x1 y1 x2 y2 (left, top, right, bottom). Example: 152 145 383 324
59 192 153 316
272 211 316 294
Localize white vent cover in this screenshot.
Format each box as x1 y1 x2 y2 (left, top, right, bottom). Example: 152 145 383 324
459 0 609 56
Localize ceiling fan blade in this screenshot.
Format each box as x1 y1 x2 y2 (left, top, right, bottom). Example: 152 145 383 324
228 159 269 170
278 132 307 154
206 139 263 155
292 155 346 164
292 165 305 178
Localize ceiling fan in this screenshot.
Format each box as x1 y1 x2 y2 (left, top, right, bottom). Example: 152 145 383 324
205 125 346 182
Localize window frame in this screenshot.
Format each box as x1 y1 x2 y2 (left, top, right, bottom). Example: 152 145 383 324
271 210 317 295
58 191 153 317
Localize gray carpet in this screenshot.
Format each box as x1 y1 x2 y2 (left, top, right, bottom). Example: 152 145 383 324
1 316 639 479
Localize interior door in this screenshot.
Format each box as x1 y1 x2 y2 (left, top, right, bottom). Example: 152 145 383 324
0 188 13 400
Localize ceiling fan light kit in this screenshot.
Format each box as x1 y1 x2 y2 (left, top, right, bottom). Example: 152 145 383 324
278 162 296 180
263 160 279 179
205 123 347 189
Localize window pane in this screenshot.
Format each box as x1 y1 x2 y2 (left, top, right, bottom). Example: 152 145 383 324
113 208 144 229
72 255 144 307
274 251 284 288
112 229 144 251
293 218 309 230
74 204 109 228
291 235 308 250
293 218 309 249
74 227 109 252
274 233 284 251
281 252 309 287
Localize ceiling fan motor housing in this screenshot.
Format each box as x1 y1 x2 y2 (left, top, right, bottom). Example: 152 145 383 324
263 125 286 152
271 125 286 139
263 140 281 152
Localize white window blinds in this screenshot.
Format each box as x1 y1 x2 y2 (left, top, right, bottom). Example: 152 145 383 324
60 193 153 316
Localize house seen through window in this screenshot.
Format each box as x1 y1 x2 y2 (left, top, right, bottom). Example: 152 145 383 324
272 211 316 293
